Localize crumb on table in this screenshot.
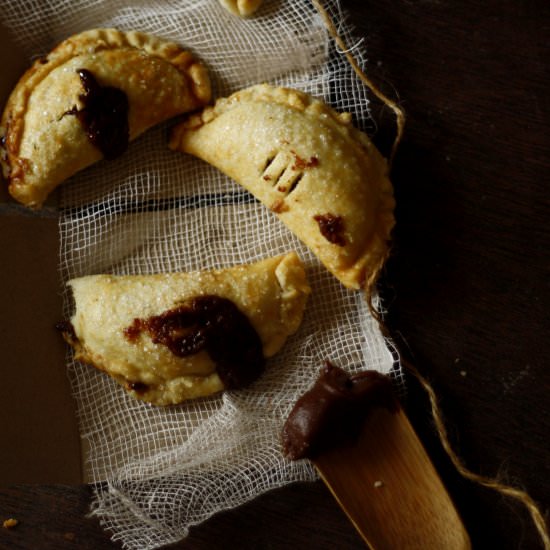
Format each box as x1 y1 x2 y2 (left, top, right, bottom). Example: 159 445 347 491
2 518 18 529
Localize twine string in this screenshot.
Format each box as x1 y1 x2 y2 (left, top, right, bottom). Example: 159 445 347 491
401 357 550 550
311 0 405 165
311 1 550 547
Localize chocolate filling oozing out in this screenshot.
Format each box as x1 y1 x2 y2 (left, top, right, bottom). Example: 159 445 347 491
313 213 346 246
65 69 129 159
123 295 265 390
282 361 398 460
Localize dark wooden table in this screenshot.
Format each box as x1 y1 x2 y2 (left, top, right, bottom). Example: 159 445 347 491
1 1 548 548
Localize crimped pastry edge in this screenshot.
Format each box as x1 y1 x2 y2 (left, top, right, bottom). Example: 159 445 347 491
170 84 395 292
1 28 211 208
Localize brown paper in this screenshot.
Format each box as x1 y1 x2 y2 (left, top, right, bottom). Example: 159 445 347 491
0 23 81 484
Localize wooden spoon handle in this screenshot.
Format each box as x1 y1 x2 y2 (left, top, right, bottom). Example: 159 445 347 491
313 407 471 550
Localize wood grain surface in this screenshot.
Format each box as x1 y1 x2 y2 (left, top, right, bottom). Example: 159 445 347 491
314 408 471 549
1 1 548 549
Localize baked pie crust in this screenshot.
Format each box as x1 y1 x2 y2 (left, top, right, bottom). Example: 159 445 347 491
218 0 263 17
169 84 395 290
1 28 211 208
60 252 310 405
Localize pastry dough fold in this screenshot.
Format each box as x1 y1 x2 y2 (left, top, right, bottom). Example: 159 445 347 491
169 84 395 290
1 28 211 208
61 252 310 405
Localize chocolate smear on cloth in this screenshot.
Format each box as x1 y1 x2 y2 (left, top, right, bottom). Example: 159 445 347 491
282 361 398 460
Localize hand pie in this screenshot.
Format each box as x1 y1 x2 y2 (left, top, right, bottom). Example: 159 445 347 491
218 0 263 17
1 28 211 208
58 253 310 406
169 84 395 291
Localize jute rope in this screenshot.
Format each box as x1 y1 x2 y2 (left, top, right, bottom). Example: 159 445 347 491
311 0 405 165
401 356 550 549
311 1 549 547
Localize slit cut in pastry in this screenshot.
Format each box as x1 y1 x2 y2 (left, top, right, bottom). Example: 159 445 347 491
1 28 211 208
58 252 310 406
169 84 395 291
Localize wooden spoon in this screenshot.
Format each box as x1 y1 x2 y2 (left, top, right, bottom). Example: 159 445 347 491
313 405 471 549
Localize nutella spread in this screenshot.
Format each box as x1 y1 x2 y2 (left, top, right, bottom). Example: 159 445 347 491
123 295 265 389
282 362 397 460
65 69 129 159
313 214 346 246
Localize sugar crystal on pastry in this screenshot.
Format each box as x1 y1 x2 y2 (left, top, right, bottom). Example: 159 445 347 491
0 28 211 208
58 253 310 406
169 84 394 291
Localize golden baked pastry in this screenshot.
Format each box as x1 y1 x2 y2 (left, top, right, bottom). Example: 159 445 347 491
1 28 211 208
169 84 394 290
219 0 263 17
59 253 310 405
